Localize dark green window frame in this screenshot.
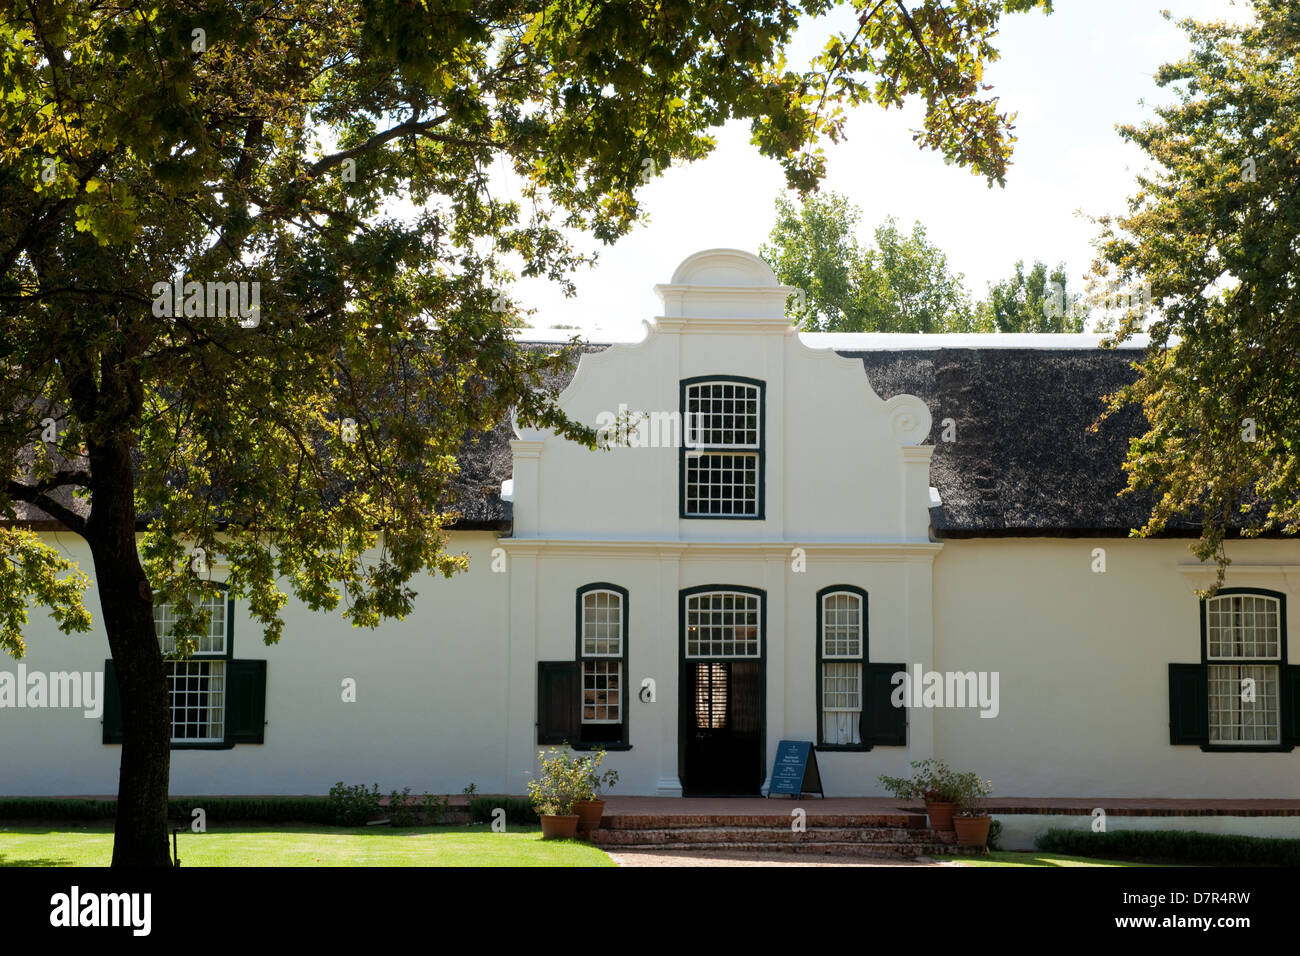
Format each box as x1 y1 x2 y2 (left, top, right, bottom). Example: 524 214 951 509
813 585 906 752
1169 587 1299 753
572 582 631 751
103 584 267 749
679 375 766 520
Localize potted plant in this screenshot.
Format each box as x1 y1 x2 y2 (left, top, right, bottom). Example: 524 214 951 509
878 758 961 831
527 745 592 839
572 749 619 837
950 771 994 847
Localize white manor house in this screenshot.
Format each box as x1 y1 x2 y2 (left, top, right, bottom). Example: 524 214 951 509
6 249 1300 816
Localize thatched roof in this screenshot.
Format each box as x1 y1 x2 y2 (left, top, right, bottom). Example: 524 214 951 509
0 339 1226 537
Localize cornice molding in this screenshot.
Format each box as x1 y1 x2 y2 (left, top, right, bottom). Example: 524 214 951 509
498 537 943 561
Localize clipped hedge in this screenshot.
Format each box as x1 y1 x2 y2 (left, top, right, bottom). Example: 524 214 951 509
1035 827 1300 866
468 796 539 825
0 796 334 824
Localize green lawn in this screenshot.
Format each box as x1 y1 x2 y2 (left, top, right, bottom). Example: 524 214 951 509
0 824 615 867
934 850 1177 868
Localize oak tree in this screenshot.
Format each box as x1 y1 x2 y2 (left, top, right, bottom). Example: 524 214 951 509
1 0 1050 865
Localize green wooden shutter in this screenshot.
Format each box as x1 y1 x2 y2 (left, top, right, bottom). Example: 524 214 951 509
1283 665 1300 747
226 659 267 744
1168 663 1208 745
537 661 580 745
102 659 123 744
861 662 907 747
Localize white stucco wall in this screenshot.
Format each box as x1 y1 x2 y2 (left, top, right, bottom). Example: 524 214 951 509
930 537 1300 798
1 532 511 796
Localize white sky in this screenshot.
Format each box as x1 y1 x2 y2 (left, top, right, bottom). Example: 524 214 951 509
491 0 1254 335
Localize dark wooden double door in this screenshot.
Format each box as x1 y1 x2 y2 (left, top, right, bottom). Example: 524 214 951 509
680 661 764 796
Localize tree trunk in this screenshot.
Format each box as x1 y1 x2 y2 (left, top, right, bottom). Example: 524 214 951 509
86 443 172 868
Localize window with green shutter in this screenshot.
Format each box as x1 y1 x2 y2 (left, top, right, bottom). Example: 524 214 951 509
102 587 266 749
814 585 906 751
1170 588 1297 752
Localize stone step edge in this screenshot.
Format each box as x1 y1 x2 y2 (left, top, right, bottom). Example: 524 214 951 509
600 842 985 857
590 827 956 845
597 814 927 830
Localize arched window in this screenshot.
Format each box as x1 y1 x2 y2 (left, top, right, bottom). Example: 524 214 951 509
1205 590 1283 745
1170 587 1298 751
817 587 866 748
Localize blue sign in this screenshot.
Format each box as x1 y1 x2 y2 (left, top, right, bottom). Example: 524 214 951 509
768 740 823 797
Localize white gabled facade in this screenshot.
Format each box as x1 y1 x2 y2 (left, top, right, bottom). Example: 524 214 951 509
501 248 939 796
3 248 1299 809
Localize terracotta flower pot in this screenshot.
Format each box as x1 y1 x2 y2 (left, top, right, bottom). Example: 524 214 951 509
953 814 992 847
924 801 958 832
573 799 606 836
540 814 580 839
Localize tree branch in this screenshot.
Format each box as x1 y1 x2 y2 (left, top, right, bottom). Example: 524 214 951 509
6 480 88 536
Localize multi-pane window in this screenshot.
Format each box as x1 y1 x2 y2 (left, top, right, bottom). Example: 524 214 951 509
684 591 761 658
578 585 627 743
682 379 763 518
155 592 228 743
818 589 865 747
1206 593 1281 745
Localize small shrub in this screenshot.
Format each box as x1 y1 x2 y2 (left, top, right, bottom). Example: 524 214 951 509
328 782 381 826
987 818 1003 851
469 796 538 825
0 797 336 824
387 788 421 827
422 792 450 824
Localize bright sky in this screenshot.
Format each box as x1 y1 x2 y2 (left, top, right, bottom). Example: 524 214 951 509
497 0 1253 336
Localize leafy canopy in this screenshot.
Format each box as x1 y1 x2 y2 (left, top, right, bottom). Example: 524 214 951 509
1094 0 1300 581
1 0 1051 654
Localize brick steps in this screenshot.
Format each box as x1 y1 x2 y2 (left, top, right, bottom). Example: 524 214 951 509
599 840 976 859
597 812 927 830
591 825 954 846
588 810 984 859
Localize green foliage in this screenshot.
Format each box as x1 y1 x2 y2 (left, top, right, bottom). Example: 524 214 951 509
986 818 1003 850
949 771 993 815
422 792 451 824
977 259 1086 333
381 789 451 827
327 782 382 827
0 0 1051 863
0 528 92 658
580 747 619 798
1036 828 1300 866
1093 0 1300 583
762 193 978 331
526 746 594 816
468 796 539 825
879 758 973 803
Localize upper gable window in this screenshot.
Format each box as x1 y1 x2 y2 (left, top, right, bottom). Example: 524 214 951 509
680 377 764 519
